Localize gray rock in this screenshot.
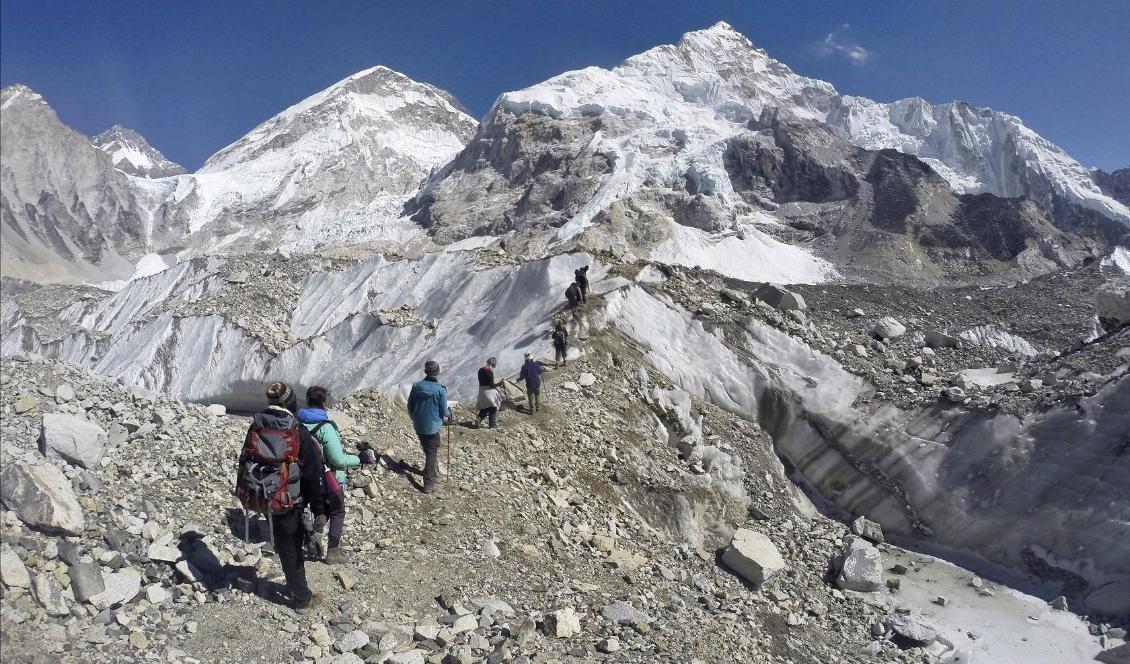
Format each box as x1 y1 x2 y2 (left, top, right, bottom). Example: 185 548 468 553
850 516 885 543
32 573 70 616
1086 580 1130 615
884 612 937 644
1095 642 1130 664
0 461 85 535
872 317 907 340
334 630 369 653
68 561 106 602
206 403 227 417
90 567 141 609
39 413 107 469
721 528 785 586
14 394 37 414
55 383 76 402
0 548 31 588
596 637 621 653
602 600 651 625
924 330 961 349
386 651 426 664
145 584 171 604
577 373 597 387
836 537 882 592
1096 280 1130 332
547 607 581 638
753 284 807 312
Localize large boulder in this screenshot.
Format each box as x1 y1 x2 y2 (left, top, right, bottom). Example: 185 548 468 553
1095 642 1130 664
39 413 107 469
1086 579 1130 617
753 284 807 312
1096 280 1130 332
836 537 882 592
721 528 786 586
0 462 85 535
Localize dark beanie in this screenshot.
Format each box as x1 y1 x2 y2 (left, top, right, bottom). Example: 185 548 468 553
266 381 293 406
424 360 440 377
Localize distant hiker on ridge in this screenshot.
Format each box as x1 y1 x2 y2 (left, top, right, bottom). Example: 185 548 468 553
565 282 582 318
297 385 376 565
476 356 502 429
236 381 326 612
407 360 452 494
574 265 590 304
553 318 569 367
517 351 543 415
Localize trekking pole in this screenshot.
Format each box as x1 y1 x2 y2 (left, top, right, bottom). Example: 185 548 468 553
446 422 452 477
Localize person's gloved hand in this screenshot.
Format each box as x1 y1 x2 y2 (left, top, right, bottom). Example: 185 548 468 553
360 449 378 465
313 514 328 532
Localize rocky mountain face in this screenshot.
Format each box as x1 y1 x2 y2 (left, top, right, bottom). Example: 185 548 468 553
1 86 148 284
1092 167 1130 207
90 125 186 178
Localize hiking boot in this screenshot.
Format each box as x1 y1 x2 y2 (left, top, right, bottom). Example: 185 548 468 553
422 481 437 494
324 546 346 565
292 592 322 615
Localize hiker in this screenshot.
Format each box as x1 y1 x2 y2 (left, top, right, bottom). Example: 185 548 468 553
476 356 502 429
552 318 569 367
574 265 590 304
238 381 326 611
517 351 543 414
407 360 452 493
565 282 582 316
297 386 376 565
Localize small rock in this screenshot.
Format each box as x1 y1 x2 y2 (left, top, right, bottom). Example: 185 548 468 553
129 631 148 650
577 373 597 387
14 394 38 414
39 413 107 469
0 548 31 588
145 584 171 605
1049 596 1069 611
334 630 369 653
596 637 621 653
206 404 227 417
884 612 937 644
753 284 807 312
721 528 785 586
872 317 907 340
32 573 70 616
68 561 106 602
90 567 142 609
602 600 651 625
850 516 885 543
548 607 581 638
55 384 76 402
481 540 501 558
924 330 961 349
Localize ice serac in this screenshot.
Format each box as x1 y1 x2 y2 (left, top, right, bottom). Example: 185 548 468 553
154 66 478 255
1 85 147 283
90 125 186 178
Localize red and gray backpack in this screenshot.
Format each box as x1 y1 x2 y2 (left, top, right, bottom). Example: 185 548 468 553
236 414 302 516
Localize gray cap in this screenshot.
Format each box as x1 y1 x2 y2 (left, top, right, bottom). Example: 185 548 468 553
424 360 440 377
487 357 497 367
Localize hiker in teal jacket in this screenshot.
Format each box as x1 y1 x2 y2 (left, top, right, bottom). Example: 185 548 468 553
298 385 374 564
407 360 451 493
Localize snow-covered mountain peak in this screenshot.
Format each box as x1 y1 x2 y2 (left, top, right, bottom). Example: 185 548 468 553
90 124 186 178
200 65 475 174
1 84 49 113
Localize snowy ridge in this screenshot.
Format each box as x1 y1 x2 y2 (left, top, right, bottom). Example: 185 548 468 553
90 125 185 178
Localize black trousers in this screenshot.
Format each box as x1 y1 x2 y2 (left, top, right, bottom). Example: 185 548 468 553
324 490 346 548
477 407 498 428
272 508 310 602
419 432 441 486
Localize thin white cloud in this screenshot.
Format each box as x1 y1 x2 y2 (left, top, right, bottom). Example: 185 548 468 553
813 24 872 66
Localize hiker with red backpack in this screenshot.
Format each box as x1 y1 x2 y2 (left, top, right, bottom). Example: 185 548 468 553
236 381 326 612
297 386 376 565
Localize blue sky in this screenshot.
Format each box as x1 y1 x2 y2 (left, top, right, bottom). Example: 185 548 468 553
2 0 1127 172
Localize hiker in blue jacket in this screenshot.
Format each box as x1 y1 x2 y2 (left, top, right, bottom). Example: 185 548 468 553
297 386 375 565
407 360 452 493
517 351 543 414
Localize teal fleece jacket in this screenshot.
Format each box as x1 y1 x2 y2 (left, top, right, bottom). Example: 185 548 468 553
297 408 359 483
